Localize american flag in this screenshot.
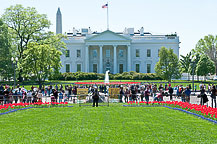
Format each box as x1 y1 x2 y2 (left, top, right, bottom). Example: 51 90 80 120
102 4 108 8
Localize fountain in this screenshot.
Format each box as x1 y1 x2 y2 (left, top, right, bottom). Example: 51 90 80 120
104 70 110 84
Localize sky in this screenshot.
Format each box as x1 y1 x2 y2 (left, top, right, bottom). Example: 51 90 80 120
0 0 217 56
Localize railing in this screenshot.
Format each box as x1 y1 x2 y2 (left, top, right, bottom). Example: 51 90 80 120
0 92 215 107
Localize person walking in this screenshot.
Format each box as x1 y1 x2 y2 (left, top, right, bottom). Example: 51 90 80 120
92 87 99 107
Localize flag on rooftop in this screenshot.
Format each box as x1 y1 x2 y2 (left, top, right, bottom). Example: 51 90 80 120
102 4 108 8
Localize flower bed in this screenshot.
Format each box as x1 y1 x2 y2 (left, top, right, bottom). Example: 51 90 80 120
126 101 217 121
0 102 69 115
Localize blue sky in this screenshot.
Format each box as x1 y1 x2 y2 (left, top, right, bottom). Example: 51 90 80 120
0 0 217 56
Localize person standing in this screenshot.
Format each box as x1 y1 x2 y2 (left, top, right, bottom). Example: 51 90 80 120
200 86 208 105
37 90 43 102
124 88 130 103
59 90 63 103
211 86 216 108
119 87 124 103
53 89 58 102
184 87 191 103
140 88 145 102
92 87 99 107
145 87 150 104
27 90 32 103
3 89 9 104
14 90 18 103
169 86 173 101
8 90 13 104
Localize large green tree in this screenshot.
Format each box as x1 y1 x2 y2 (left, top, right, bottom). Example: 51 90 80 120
155 47 181 81
196 54 215 80
180 51 192 80
21 33 66 85
195 35 217 73
188 50 201 81
2 4 51 81
0 19 13 80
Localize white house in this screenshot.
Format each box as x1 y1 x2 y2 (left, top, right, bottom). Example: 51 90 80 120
56 8 180 74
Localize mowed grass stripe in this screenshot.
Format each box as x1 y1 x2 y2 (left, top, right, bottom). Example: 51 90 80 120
0 107 217 143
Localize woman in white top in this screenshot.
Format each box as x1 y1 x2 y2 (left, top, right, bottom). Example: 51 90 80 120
27 91 32 103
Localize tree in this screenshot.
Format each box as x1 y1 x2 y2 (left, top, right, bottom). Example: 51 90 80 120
2 4 51 81
188 50 201 81
0 19 13 80
195 35 217 73
196 54 215 80
180 51 192 80
155 47 181 82
21 33 66 86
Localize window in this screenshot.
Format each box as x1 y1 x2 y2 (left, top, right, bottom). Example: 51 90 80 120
119 64 123 73
136 49 140 57
77 64 81 72
147 64 151 73
136 64 140 73
66 64 70 72
77 50 81 58
93 49 97 58
66 50 70 57
119 50 124 57
93 64 97 73
106 49 110 58
147 49 151 57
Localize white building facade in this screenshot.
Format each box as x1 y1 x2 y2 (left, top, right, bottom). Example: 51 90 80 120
57 9 180 74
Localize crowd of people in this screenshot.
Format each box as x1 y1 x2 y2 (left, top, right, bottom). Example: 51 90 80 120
0 83 216 108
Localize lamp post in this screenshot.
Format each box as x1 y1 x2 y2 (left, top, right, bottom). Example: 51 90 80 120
11 57 18 89
191 61 196 92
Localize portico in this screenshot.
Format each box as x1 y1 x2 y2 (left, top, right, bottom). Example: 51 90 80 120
85 30 131 74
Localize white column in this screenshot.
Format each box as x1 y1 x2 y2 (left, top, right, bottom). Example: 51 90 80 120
85 45 89 72
99 45 103 73
127 45 131 72
113 45 117 74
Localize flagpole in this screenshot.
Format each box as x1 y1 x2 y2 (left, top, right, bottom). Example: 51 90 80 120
107 2 109 30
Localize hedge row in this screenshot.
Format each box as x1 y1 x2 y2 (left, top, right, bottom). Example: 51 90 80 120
49 71 162 80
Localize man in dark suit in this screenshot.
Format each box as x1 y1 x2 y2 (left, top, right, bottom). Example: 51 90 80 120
92 87 99 107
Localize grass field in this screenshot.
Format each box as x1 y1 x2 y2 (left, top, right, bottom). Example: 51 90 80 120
0 105 217 143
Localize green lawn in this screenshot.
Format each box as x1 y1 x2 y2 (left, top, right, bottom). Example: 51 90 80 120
0 106 217 143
